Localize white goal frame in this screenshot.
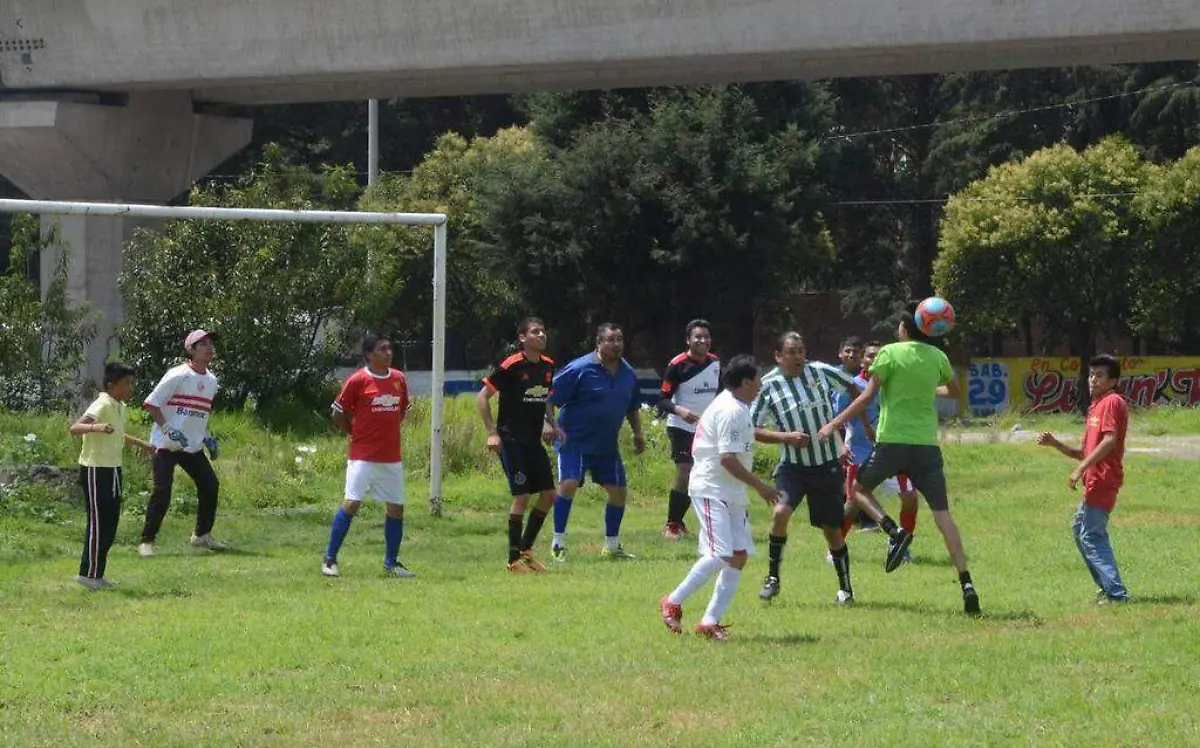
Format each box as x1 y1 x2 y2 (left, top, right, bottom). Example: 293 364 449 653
0 198 451 516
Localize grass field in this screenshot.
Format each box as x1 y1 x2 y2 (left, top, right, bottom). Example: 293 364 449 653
1 404 1198 747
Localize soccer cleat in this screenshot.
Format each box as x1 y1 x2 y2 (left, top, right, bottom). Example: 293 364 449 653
835 589 855 606
138 542 155 558
190 533 229 551
887 539 915 566
507 559 532 573
963 583 982 616
96 578 116 590
659 595 683 634
759 575 780 601
550 545 567 564
74 575 105 591
600 545 636 560
384 563 417 578
321 559 340 577
825 550 834 564
884 529 913 573
1097 595 1129 606
1094 588 1107 603
694 622 731 642
519 550 547 572
662 521 684 541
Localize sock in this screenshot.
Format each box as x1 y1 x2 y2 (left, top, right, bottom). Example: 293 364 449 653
841 504 856 538
701 565 743 625
959 570 973 588
768 534 787 578
520 508 548 551
878 515 900 538
900 506 918 534
553 495 573 535
553 532 567 550
669 555 725 605
604 536 620 551
668 490 691 525
507 513 523 563
383 515 403 568
831 545 853 595
325 508 354 562
604 503 626 540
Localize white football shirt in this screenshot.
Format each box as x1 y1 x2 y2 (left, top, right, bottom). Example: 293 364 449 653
688 389 755 506
144 363 219 453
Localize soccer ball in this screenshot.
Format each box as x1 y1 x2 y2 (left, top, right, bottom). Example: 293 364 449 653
914 297 955 337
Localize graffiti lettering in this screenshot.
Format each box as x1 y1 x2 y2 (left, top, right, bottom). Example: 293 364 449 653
1120 370 1170 407
1170 368 1200 406
1023 371 1079 413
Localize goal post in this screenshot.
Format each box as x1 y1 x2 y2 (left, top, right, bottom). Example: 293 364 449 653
0 197 451 517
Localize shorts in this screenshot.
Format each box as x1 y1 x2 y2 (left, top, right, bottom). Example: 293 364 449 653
498 439 555 496
857 444 948 511
846 463 913 499
692 495 756 558
556 445 627 488
344 460 405 505
774 460 846 528
667 426 696 465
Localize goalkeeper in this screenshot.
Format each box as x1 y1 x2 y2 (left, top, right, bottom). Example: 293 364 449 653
137 330 228 557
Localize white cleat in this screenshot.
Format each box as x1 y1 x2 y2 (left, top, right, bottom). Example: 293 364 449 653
384 563 417 578
321 559 340 577
75 575 105 591
138 542 155 558
835 590 855 606
190 533 229 550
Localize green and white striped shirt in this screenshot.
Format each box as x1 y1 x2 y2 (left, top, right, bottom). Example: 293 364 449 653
751 362 856 466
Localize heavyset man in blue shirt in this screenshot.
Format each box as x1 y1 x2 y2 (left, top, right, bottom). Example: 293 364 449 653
548 322 646 562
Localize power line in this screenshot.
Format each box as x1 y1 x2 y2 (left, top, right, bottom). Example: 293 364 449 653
828 191 1141 207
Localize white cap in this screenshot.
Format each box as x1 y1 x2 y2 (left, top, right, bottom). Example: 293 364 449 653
184 329 216 350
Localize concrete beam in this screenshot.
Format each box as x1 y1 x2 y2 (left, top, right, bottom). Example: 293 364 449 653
2 1 1200 104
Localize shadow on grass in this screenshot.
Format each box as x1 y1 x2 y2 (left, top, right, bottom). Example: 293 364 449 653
855 599 1044 624
739 633 822 646
1134 594 1197 606
906 555 954 568
111 586 195 600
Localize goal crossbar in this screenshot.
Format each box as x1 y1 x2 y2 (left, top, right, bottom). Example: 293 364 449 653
0 197 451 516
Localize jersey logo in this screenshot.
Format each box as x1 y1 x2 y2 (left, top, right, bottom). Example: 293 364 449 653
198 382 206 392
371 394 404 412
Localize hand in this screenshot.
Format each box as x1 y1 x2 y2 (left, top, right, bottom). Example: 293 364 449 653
165 427 189 449
203 435 220 460
756 483 783 505
633 433 646 455
140 440 157 456
1068 469 1082 491
785 431 811 448
816 424 835 443
678 408 700 425
94 423 115 434
865 425 877 443
1035 431 1058 448
837 441 852 464
486 432 502 454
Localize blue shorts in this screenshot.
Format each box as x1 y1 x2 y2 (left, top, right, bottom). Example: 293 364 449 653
556 445 627 488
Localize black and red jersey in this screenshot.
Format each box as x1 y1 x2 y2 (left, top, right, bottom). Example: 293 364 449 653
483 352 556 443
658 352 720 433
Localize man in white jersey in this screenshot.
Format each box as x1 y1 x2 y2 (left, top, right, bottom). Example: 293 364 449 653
659 355 780 642
657 319 720 540
138 330 226 556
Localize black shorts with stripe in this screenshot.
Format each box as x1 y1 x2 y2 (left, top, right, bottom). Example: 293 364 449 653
774 460 846 529
497 439 555 497
667 426 696 465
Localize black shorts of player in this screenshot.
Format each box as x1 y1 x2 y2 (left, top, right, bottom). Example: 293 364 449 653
773 460 846 528
497 439 555 497
857 444 949 511
666 426 696 465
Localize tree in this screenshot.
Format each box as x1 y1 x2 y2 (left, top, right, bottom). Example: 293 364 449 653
119 145 364 409
935 137 1151 411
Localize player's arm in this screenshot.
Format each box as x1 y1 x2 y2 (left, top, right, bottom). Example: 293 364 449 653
820 375 881 439
626 405 646 454
69 413 111 436
719 453 781 505
936 379 961 398
750 390 809 447
331 377 357 434
123 433 155 454
1035 432 1082 460
476 383 502 453
1072 433 1118 474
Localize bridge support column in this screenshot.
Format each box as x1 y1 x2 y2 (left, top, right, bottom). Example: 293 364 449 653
0 91 252 384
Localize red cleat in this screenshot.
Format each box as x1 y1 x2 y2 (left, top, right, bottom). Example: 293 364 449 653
694 622 731 642
659 595 683 634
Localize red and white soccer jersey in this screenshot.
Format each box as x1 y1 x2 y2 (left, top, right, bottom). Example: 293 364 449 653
333 367 409 463
144 363 219 453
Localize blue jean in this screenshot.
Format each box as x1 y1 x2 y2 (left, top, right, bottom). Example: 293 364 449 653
1072 503 1128 600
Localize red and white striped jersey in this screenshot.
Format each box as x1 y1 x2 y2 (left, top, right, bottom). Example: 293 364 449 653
144 363 219 453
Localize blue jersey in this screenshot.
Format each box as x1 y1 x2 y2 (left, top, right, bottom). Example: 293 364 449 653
550 352 641 456
833 373 879 466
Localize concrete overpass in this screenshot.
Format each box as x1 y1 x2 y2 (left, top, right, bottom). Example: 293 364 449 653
1 0 1199 380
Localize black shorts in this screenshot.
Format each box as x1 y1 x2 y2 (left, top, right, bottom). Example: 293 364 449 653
667 426 696 465
498 440 555 497
857 444 949 511
774 460 846 529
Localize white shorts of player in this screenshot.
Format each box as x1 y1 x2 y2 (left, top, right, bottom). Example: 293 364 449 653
344 460 405 505
691 496 756 559
880 476 913 495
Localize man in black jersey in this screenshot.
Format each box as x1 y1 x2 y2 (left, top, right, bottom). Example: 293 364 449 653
477 317 563 572
657 319 720 540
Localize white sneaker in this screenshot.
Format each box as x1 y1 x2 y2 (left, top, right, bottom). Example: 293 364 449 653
190 533 229 550
825 550 834 564
321 559 340 577
835 590 855 606
138 542 155 558
96 577 116 590
383 563 417 578
75 575 105 591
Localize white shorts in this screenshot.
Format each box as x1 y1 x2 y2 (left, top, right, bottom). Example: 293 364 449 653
881 475 914 496
691 496 756 559
344 460 405 505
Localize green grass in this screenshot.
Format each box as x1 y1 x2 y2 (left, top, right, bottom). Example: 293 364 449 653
956 401 1200 437
2 406 1199 746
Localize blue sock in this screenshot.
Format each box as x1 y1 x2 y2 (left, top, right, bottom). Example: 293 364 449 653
553 495 573 535
325 508 354 562
383 515 404 567
605 503 626 538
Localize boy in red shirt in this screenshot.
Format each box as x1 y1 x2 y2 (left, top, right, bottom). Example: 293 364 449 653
1036 354 1130 603
322 332 414 578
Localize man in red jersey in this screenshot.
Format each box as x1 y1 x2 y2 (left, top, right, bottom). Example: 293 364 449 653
1036 354 1130 603
322 332 414 578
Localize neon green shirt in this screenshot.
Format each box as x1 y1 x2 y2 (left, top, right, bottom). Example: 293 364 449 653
869 342 953 446
78 393 126 468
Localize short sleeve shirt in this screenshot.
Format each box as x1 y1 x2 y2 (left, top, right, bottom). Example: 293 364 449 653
869 341 953 447
550 353 641 456
483 352 555 443
834 373 878 466
78 393 126 468
333 367 409 463
659 352 720 433
750 361 855 466
689 390 755 506
1082 391 1128 510
144 364 218 453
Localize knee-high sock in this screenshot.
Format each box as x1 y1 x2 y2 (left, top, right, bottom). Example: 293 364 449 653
325 508 354 562
383 515 404 567
702 565 743 625
668 555 725 605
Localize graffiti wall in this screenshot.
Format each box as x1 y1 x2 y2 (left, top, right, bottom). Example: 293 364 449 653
966 357 1200 415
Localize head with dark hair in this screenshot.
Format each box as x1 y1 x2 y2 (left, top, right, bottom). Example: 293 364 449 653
361 331 393 373
684 318 712 359
722 354 759 390
839 335 864 373
103 362 137 400
1088 354 1121 398
897 302 930 344
773 331 806 377
863 340 884 372
594 322 624 364
516 317 547 355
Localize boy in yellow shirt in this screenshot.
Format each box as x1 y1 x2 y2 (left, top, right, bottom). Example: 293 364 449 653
69 363 153 590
